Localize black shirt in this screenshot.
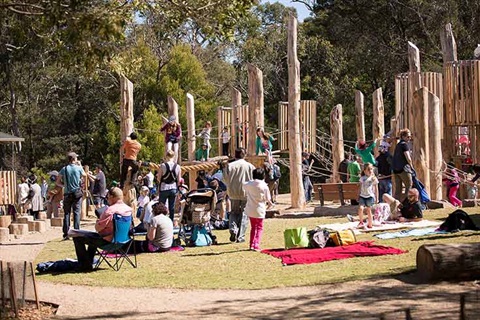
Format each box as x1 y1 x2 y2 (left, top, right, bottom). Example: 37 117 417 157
376 152 392 176
338 159 351 183
392 140 409 173
400 199 423 219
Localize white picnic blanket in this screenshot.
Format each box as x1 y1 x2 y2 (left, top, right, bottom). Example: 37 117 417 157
317 220 442 235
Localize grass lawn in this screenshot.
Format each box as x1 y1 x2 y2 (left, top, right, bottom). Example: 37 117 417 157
35 207 480 290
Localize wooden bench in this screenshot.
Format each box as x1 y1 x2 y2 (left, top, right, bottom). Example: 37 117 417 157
313 182 360 206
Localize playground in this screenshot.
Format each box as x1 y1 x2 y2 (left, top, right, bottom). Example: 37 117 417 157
2 11 480 320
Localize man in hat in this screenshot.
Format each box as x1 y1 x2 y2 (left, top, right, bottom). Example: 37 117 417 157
195 143 208 161
72 187 133 272
120 132 142 188
160 115 182 162
57 152 87 240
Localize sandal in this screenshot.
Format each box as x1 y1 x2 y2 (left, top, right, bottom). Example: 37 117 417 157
356 222 365 228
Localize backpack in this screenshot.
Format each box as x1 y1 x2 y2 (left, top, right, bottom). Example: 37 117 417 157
161 163 177 184
438 209 480 232
329 229 357 246
272 164 281 181
190 225 212 246
308 227 332 248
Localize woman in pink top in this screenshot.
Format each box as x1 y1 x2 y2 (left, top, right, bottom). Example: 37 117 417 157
243 168 273 251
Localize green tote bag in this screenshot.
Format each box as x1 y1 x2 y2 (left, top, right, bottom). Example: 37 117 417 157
284 227 309 249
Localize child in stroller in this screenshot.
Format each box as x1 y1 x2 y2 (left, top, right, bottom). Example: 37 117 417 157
175 188 217 246
208 180 228 229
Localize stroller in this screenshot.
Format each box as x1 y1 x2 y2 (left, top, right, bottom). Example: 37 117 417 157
175 188 217 246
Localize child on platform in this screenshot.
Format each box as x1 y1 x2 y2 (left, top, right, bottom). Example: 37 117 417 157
357 163 378 228
243 168 273 251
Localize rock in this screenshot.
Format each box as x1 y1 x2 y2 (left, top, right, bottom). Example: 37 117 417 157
17 216 34 224
462 199 480 208
426 200 455 210
37 211 47 220
51 217 63 227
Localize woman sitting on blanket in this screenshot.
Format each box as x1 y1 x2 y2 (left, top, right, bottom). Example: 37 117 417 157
383 188 423 222
132 202 174 253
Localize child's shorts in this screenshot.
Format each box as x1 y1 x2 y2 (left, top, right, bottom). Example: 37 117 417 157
359 196 374 207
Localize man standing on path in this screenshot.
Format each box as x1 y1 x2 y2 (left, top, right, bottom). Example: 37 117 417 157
88 164 107 208
57 152 86 240
72 187 133 271
120 132 142 189
392 128 414 201
222 148 255 243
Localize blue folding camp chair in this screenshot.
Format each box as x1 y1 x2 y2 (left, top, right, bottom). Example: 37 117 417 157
95 214 137 271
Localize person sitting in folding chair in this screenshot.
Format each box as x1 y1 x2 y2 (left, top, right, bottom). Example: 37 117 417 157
72 187 133 272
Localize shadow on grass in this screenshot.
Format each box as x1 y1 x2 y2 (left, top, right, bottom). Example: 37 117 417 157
181 249 250 257
410 231 480 241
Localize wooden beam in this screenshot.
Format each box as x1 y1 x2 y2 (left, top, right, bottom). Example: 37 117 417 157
287 14 306 208
412 87 430 195
330 104 345 183
372 87 385 157
119 75 134 171
186 93 196 188
428 91 442 201
355 90 365 141
247 63 264 156
231 88 241 152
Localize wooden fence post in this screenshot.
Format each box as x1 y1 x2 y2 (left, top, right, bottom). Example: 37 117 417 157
119 75 134 171
428 91 442 201
247 63 264 156
373 87 385 157
412 87 430 195
330 104 345 183
355 90 365 141
186 93 196 187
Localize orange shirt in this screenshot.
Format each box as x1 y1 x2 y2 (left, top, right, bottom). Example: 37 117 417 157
122 139 141 160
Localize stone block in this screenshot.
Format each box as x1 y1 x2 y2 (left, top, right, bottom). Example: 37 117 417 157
37 211 47 220
0 227 9 243
28 221 36 232
51 217 63 227
43 218 51 228
28 220 47 232
9 223 29 236
0 215 12 228
17 216 34 224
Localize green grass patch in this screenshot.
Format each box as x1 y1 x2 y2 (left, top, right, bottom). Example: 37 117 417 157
35 208 480 289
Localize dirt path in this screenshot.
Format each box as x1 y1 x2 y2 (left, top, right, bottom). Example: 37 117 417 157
1 198 478 319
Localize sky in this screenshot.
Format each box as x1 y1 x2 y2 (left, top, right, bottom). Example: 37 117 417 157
266 0 311 22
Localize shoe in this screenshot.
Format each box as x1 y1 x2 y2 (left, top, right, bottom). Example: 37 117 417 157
356 222 364 229
236 239 245 243
229 233 237 242
347 214 354 222
62 236 70 241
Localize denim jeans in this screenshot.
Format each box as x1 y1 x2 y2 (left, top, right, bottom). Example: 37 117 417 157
229 199 248 242
160 188 177 220
63 194 82 238
303 176 313 202
378 178 392 202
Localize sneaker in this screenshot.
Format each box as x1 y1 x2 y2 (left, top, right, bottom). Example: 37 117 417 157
62 236 70 241
236 239 245 243
347 214 354 222
229 233 237 242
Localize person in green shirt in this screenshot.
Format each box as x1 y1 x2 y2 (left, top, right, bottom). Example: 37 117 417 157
195 143 208 161
355 138 379 165
347 155 362 183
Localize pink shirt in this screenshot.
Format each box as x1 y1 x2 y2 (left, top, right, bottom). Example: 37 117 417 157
95 200 133 242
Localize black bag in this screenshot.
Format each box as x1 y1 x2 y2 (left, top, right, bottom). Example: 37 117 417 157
161 163 177 184
308 227 332 248
438 209 480 232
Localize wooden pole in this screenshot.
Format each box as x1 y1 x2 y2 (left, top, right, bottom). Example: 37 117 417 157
428 91 442 201
119 75 134 171
186 93 196 188
355 90 365 141
247 63 264 156
412 87 430 195
8 266 18 318
167 96 180 163
440 23 457 163
1 261 5 308
408 41 422 131
372 87 385 157
29 262 39 309
287 14 306 208
231 88 241 152
330 104 345 183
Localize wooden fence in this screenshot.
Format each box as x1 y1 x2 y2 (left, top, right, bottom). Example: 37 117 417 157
395 72 443 134
0 171 17 206
278 100 317 153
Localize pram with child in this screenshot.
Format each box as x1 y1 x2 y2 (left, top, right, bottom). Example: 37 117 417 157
175 188 218 246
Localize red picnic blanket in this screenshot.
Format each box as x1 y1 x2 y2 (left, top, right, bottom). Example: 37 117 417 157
262 241 406 265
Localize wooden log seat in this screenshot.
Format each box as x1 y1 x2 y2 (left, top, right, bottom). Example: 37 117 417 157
416 243 480 281
313 182 360 206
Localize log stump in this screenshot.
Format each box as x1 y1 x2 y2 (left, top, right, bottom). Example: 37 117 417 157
0 227 9 243
9 223 29 236
0 215 12 228
417 243 480 281
51 217 63 227
37 211 47 220
16 216 33 224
